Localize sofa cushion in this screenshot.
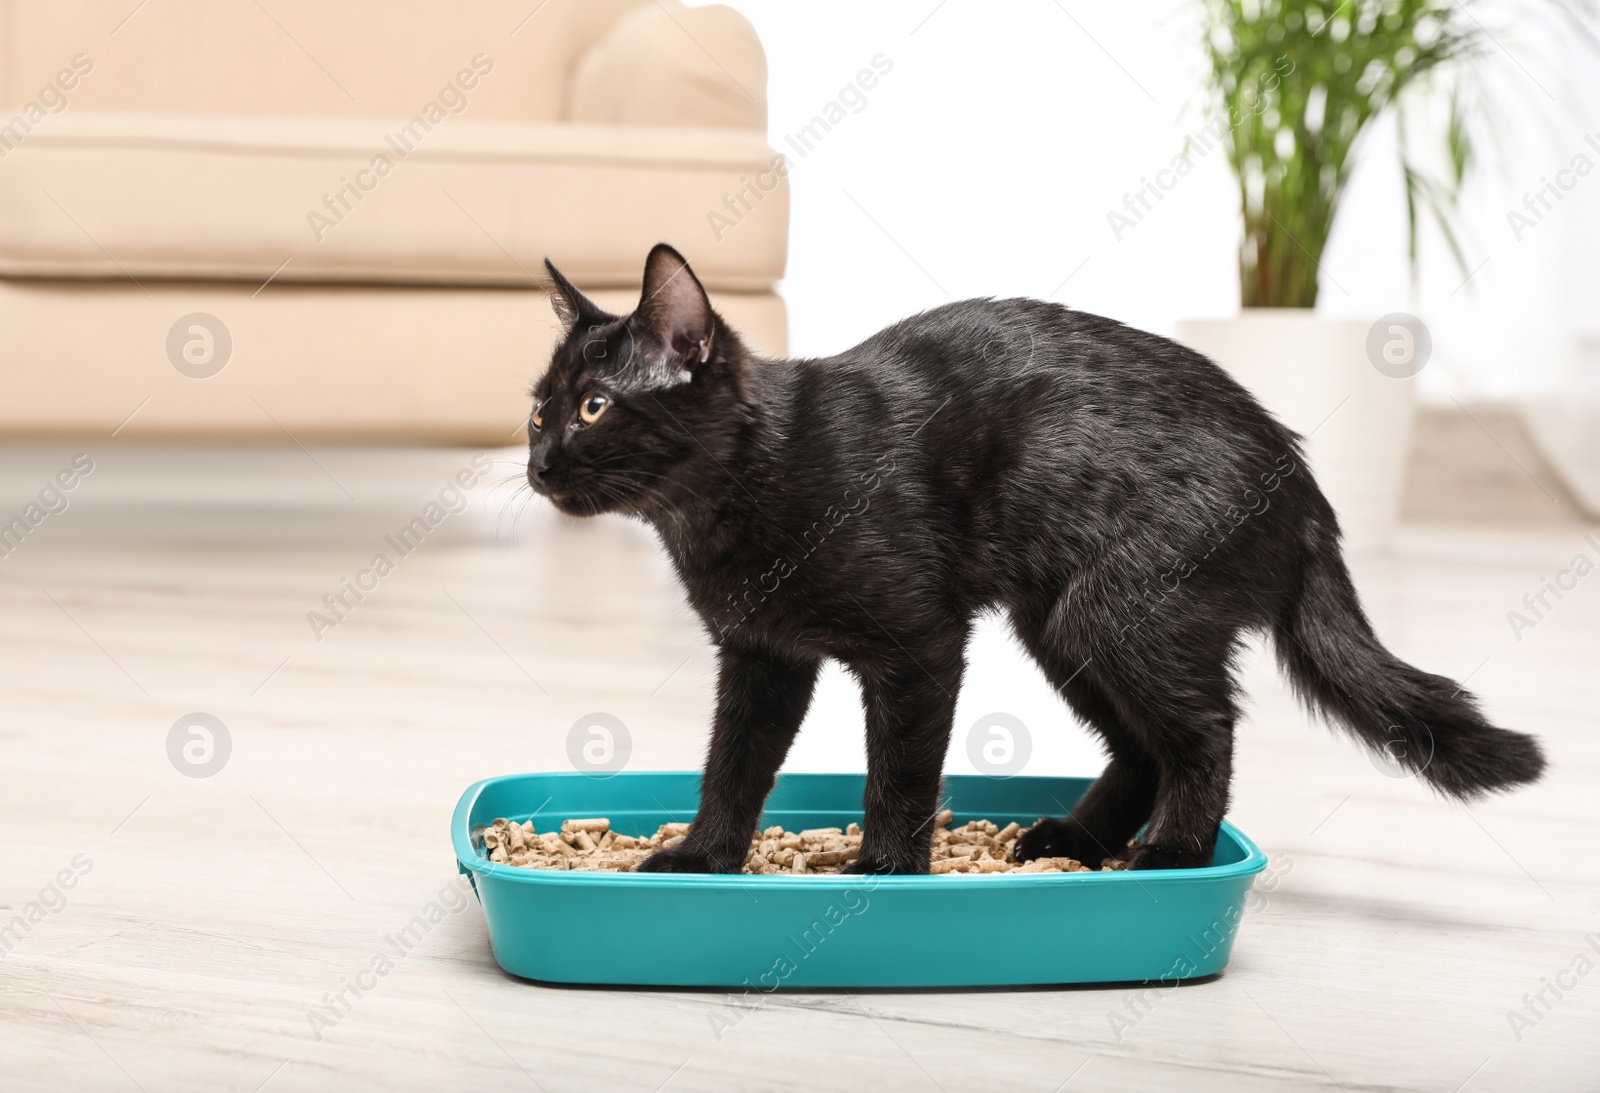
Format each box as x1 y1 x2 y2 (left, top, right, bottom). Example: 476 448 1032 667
0 112 788 290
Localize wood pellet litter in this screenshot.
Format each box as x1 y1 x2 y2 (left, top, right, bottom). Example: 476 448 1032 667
481 809 1135 874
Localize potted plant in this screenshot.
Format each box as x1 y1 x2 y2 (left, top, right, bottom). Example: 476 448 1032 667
1174 0 1512 550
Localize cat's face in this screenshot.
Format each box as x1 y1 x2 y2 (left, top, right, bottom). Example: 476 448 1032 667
527 245 730 518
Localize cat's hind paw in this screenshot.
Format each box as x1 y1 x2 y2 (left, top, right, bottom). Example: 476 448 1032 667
1013 818 1095 864
1124 842 1212 870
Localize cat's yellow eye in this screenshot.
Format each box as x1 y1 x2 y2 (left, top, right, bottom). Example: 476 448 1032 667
531 401 544 430
579 393 609 425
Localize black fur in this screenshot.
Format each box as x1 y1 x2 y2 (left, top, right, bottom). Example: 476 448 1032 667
526 244 1545 874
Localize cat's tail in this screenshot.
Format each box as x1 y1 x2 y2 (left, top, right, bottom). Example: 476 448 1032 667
1273 537 1545 799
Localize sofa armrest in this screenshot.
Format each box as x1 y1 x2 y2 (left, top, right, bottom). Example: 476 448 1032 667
566 2 768 130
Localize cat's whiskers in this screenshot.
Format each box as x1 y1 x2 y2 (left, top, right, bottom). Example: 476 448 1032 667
493 479 539 545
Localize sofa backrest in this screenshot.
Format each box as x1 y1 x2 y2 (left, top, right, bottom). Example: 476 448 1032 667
0 0 649 120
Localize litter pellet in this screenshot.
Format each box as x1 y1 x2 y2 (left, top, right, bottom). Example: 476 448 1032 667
805 847 860 867
562 818 610 835
481 816 1137 875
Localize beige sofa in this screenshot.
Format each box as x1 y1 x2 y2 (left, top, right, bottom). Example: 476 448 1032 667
0 0 788 440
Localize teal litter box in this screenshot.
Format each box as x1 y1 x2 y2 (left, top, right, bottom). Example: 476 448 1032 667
451 772 1268 989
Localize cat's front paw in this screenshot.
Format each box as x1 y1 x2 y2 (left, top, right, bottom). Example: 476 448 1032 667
841 853 927 876
636 843 729 874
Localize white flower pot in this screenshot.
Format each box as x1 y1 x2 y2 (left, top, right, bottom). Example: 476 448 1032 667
1175 310 1416 552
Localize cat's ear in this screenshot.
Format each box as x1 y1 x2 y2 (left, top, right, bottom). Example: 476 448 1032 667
636 243 714 365
544 259 598 332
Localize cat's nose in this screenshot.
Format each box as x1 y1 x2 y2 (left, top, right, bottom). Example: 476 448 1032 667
528 437 562 490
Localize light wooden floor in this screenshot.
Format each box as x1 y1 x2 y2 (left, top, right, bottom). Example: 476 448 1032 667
1 435 1597 1093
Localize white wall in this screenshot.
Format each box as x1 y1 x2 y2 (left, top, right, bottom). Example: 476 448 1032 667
701 0 1599 402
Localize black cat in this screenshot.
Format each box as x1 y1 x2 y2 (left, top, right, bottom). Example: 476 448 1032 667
526 243 1544 874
